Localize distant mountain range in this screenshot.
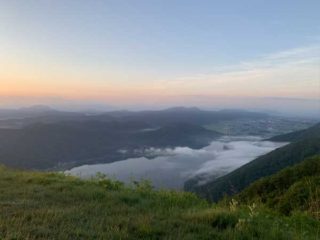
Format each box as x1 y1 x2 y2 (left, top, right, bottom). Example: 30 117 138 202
0 106 267 128
0 105 79 119
185 123 320 201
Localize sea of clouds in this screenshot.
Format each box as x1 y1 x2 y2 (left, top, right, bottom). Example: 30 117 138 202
66 136 287 189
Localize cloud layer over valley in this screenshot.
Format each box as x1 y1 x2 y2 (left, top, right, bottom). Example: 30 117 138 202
66 136 287 189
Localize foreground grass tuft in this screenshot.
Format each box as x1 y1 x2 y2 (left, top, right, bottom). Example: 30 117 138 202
0 167 318 239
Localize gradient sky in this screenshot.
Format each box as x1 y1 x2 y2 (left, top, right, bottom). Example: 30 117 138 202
0 0 319 112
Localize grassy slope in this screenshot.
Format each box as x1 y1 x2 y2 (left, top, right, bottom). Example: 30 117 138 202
186 137 320 202
237 155 320 217
0 167 319 239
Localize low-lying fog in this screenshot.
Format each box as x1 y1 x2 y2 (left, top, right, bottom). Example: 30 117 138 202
65 136 287 189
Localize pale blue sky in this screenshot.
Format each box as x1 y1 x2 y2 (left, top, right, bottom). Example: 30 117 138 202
0 0 319 114
1 0 320 73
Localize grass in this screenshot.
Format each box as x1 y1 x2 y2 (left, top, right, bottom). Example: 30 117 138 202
0 166 318 239
237 156 320 218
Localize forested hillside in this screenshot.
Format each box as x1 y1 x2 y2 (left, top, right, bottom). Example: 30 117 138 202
269 123 320 142
185 123 320 201
237 155 320 217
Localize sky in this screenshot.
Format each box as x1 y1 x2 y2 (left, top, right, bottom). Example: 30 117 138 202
0 0 319 115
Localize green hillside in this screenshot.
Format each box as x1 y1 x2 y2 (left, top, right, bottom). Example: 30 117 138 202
185 123 320 202
237 155 320 218
0 166 318 239
269 123 320 142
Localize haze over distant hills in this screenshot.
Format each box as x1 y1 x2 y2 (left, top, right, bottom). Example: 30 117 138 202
0 105 84 122
0 106 267 128
2 95 319 119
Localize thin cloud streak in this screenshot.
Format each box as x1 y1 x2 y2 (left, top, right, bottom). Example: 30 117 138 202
162 44 320 98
